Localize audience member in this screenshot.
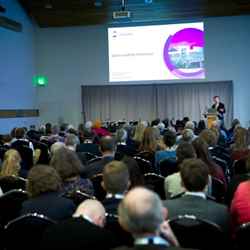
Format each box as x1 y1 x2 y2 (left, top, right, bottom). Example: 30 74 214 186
50 147 94 196
155 130 177 167
41 199 118 250
102 161 130 215
163 159 230 233
164 143 196 198
115 187 191 250
122 156 144 188
21 165 75 221
84 136 116 178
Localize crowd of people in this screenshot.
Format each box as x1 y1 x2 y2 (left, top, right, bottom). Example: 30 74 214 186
0 116 250 250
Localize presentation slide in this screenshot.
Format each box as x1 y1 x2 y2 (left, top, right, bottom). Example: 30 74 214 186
108 22 205 82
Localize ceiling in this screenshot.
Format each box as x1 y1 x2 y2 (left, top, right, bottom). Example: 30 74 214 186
17 0 250 27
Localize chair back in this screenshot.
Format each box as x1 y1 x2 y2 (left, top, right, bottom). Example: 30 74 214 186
211 177 225 203
87 156 102 165
169 215 224 250
144 173 165 199
90 174 106 201
0 176 27 193
105 213 133 247
136 151 155 166
235 222 250 250
159 158 178 177
0 189 28 226
133 156 154 174
4 213 56 250
63 190 96 206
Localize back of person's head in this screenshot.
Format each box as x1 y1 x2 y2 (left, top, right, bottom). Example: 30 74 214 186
197 120 206 132
151 119 160 127
199 129 218 146
50 147 82 181
50 142 65 155
192 137 210 163
176 142 196 165
2 134 12 144
99 136 116 153
181 129 194 143
233 126 248 150
185 121 195 130
15 127 25 139
65 134 80 147
118 187 165 236
122 156 144 187
1 149 21 177
45 123 52 135
180 159 209 192
163 129 176 148
27 165 62 197
140 127 158 152
73 199 106 227
102 160 129 194
133 122 146 143
116 128 128 143
231 119 240 129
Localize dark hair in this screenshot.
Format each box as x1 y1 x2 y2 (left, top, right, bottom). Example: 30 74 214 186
27 165 62 197
192 137 218 176
45 123 52 135
213 95 219 99
100 136 116 153
15 128 25 139
122 156 144 187
103 160 129 194
180 159 209 192
50 147 82 181
140 127 158 152
163 130 176 147
176 142 196 165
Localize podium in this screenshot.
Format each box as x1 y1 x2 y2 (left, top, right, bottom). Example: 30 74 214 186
206 108 217 128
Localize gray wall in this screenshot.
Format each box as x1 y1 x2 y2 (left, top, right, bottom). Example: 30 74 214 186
35 15 250 127
0 0 37 133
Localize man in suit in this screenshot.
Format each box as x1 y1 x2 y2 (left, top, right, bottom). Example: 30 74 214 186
84 136 116 178
101 161 130 215
41 199 118 250
163 159 230 233
114 187 193 250
211 96 226 122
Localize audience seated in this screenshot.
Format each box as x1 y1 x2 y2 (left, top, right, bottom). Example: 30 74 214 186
76 130 101 156
101 161 130 215
50 147 94 196
231 126 250 161
11 127 34 152
192 137 227 189
164 143 196 198
83 136 116 178
122 156 144 188
20 165 75 221
41 199 118 250
155 130 177 168
114 187 192 250
163 159 230 233
230 180 250 232
176 121 197 144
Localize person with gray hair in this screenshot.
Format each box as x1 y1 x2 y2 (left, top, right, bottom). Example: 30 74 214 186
41 199 118 250
65 133 80 151
115 187 192 250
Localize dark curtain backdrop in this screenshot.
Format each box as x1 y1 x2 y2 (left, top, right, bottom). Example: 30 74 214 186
82 81 233 127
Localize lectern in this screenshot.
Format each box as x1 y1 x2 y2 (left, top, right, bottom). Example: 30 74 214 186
206 108 218 128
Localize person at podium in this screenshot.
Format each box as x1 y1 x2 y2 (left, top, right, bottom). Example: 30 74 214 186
211 96 226 125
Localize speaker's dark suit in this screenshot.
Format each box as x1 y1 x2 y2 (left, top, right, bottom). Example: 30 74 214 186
163 194 230 233
41 217 119 250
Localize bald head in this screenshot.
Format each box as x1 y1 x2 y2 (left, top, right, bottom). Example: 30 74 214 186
73 199 106 227
118 187 166 236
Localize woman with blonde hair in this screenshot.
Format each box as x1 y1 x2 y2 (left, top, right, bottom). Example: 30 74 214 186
0 149 21 177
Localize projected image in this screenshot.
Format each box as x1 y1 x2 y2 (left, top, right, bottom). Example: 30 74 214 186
108 22 205 82
163 28 205 78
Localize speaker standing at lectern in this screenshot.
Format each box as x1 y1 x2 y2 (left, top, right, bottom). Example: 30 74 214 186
211 95 226 125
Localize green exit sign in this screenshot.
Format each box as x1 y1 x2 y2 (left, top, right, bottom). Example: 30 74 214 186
33 76 48 86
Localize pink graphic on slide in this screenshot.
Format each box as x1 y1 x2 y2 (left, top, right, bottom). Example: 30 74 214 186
163 28 205 79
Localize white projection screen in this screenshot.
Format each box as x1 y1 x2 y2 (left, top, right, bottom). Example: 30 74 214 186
108 22 205 82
